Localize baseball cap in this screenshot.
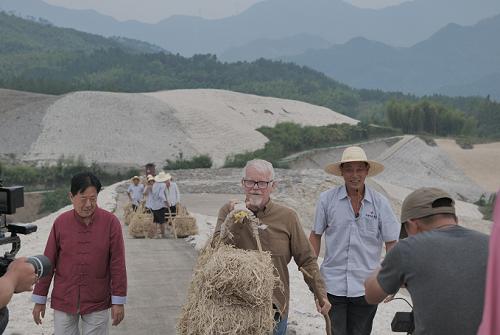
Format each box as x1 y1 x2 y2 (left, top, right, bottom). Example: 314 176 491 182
400 187 455 238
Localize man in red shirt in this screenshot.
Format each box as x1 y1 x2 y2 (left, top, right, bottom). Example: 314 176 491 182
32 172 127 335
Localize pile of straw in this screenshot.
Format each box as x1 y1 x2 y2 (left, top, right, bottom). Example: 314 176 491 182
177 210 280 335
173 205 198 238
129 211 154 238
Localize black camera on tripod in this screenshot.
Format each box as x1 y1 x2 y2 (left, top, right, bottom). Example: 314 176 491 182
0 184 39 275
1 182 52 334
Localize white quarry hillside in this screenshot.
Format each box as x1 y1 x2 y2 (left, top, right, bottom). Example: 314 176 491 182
0 88 357 167
283 136 486 202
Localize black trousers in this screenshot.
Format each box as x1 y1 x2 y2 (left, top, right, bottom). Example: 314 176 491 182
0 307 9 334
327 294 378 335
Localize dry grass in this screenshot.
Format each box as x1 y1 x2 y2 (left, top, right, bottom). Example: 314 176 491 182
177 213 281 335
129 211 154 238
174 216 198 238
173 205 198 238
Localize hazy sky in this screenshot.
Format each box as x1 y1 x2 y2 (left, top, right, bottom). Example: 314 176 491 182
43 0 407 23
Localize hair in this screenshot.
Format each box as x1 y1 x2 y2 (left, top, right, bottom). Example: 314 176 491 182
242 159 275 180
70 172 102 196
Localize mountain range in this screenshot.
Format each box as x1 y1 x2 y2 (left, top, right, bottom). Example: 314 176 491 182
1 0 500 57
288 14 500 99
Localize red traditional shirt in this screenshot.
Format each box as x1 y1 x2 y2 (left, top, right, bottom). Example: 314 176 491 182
32 207 127 315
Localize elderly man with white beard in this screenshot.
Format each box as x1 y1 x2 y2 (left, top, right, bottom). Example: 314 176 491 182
213 159 330 335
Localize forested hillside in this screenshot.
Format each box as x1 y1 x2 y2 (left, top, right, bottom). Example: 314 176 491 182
1 12 500 140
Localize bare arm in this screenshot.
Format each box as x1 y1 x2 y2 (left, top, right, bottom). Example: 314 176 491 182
385 240 397 253
364 268 389 304
309 232 322 257
0 258 36 308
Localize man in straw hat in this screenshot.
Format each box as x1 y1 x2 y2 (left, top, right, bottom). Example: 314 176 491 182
365 187 489 335
150 171 172 238
309 146 400 335
127 176 144 211
214 159 331 335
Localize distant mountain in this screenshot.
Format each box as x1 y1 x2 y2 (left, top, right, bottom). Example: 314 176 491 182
1 0 500 56
0 11 164 54
438 73 500 100
219 34 331 62
288 14 500 99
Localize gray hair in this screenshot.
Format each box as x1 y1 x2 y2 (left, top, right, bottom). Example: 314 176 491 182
242 159 275 180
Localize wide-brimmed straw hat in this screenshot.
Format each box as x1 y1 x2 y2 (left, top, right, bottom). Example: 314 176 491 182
130 175 140 182
147 174 155 182
324 146 384 177
154 171 172 182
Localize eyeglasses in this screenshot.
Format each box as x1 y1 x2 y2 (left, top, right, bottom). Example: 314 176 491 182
242 179 273 189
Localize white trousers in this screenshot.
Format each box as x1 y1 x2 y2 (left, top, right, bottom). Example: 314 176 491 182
54 309 109 335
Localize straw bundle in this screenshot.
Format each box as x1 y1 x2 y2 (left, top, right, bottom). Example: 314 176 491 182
129 211 154 238
173 205 198 238
143 219 157 239
177 209 280 335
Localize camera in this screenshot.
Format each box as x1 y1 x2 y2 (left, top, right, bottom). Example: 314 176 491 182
0 184 38 273
1 181 52 334
391 311 414 334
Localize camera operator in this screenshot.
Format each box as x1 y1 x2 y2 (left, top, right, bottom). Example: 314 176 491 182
364 187 489 335
0 257 37 309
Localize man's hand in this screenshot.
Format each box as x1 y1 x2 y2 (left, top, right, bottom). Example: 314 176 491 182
315 297 331 315
384 293 396 303
7 257 37 293
111 304 125 326
32 303 46 325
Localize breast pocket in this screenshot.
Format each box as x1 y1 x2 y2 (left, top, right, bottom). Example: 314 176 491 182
359 215 380 242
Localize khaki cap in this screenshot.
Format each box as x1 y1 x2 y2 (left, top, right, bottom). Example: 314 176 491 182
400 187 455 238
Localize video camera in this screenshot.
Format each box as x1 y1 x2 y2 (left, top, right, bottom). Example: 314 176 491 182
1 181 52 334
389 297 415 334
391 311 414 334
0 184 39 276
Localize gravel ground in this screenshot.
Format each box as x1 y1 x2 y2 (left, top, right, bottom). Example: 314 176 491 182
375 136 485 202
1 88 357 167
145 89 357 166
436 139 500 193
24 91 198 165
0 89 58 157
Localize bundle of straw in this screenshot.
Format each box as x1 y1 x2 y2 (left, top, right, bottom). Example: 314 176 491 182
173 205 198 238
177 209 280 335
129 211 154 238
